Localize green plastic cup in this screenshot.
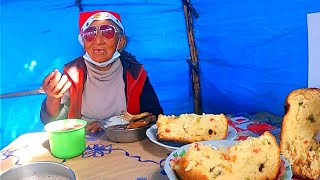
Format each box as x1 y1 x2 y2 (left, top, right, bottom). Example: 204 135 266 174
44 119 87 159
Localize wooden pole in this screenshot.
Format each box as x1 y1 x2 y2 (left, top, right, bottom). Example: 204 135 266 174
182 0 202 114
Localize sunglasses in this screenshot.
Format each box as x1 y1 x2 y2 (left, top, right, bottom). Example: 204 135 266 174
81 24 119 42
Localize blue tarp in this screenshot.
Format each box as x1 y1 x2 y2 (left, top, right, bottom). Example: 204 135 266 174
1 0 319 149
194 0 320 115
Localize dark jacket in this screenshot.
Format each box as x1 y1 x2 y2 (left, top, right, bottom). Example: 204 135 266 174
40 51 163 124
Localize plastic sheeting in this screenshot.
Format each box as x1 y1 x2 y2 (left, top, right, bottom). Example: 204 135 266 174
0 0 192 149
192 0 320 115
1 0 319 149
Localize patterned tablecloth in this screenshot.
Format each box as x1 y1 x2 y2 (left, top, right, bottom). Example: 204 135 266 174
227 112 282 143
0 112 286 180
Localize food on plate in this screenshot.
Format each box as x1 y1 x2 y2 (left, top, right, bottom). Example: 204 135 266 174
170 131 280 180
109 111 156 129
120 110 152 122
157 113 228 143
280 88 320 180
127 115 156 129
105 112 155 143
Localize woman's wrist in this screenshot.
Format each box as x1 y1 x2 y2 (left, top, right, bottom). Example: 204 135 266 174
46 96 62 116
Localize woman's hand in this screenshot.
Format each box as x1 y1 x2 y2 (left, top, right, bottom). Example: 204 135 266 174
86 121 103 133
42 69 72 116
42 69 72 99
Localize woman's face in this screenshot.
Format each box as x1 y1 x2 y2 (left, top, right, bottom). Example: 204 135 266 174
83 20 122 63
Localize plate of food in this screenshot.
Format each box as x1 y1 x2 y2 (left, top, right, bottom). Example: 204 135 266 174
146 124 237 151
147 113 237 151
164 132 292 180
103 111 156 143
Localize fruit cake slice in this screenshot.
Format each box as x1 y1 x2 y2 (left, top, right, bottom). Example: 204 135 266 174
280 88 320 179
157 113 228 143
171 131 280 180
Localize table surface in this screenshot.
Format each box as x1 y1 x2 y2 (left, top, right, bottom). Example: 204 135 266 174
0 112 284 180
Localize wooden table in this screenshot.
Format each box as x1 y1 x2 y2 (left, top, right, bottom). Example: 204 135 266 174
0 113 284 179
0 131 170 180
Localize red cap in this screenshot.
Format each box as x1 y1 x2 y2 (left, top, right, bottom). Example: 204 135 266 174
79 10 122 30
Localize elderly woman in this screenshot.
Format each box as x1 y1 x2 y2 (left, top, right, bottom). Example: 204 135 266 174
40 10 163 132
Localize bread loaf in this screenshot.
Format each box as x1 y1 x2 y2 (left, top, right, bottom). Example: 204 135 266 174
170 131 280 180
156 113 228 143
280 88 320 179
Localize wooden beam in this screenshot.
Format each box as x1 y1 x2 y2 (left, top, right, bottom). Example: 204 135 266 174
182 0 202 114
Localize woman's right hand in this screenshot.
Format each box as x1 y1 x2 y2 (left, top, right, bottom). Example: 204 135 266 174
42 69 72 99
86 121 103 133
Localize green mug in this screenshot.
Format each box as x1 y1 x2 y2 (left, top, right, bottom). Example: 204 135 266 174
44 119 87 159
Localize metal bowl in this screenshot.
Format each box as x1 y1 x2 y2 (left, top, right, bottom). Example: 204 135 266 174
0 161 76 180
105 123 152 143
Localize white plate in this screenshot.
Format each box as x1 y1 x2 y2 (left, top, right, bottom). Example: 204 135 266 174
146 124 237 151
164 140 293 180
103 116 129 128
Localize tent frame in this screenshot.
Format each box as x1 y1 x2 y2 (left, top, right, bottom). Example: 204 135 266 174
182 0 202 114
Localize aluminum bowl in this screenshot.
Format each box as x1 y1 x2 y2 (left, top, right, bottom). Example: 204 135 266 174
0 161 76 180
105 123 152 143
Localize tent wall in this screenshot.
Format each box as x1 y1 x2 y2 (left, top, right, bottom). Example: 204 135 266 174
192 0 320 116
0 0 192 149
1 0 319 149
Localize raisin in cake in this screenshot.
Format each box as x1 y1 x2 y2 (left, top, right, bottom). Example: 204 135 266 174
280 88 320 179
171 131 280 180
157 113 228 143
